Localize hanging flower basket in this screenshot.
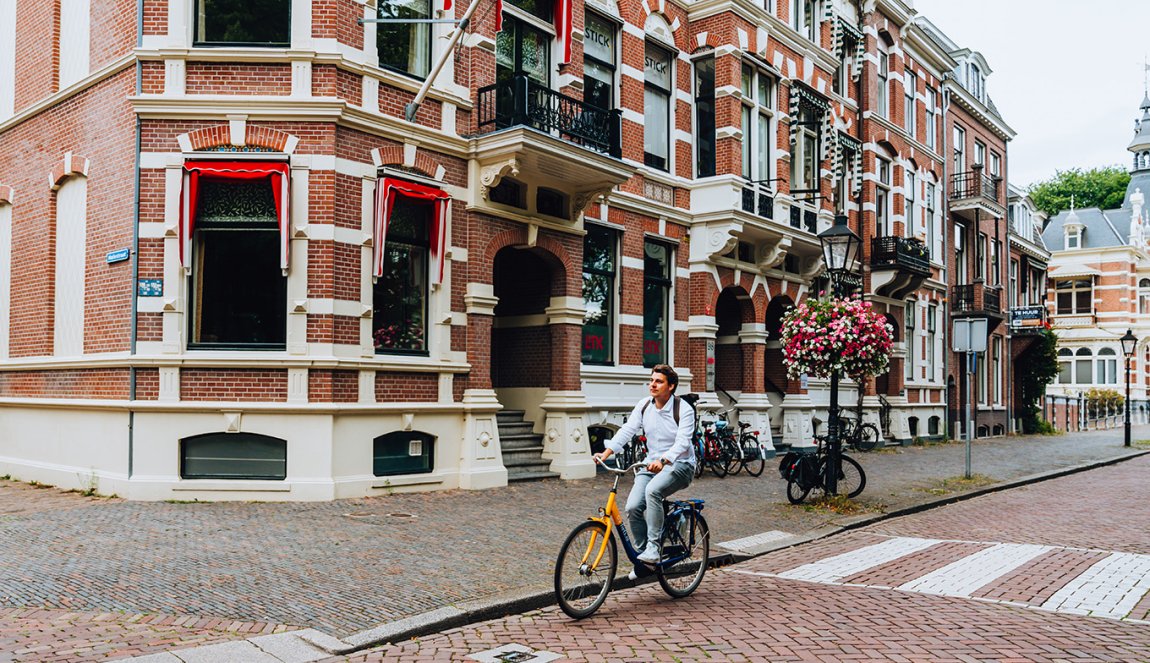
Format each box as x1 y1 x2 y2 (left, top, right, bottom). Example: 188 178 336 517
779 294 894 380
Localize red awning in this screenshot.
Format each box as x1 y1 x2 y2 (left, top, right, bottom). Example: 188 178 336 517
180 161 291 273
374 178 450 284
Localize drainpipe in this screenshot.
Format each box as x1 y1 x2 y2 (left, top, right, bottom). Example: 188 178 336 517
128 0 144 479
940 75 951 438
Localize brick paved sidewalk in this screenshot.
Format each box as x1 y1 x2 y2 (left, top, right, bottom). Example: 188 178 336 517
1 427 1147 661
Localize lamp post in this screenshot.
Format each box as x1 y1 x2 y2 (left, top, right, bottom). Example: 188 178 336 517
817 214 862 494
1121 329 1137 447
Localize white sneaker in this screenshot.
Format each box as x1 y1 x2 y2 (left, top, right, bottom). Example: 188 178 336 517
637 544 661 564
627 569 639 581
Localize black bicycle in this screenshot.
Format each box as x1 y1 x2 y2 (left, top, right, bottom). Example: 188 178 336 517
778 435 866 504
839 415 881 452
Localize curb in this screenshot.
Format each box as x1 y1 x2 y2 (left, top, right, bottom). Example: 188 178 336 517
330 448 1150 654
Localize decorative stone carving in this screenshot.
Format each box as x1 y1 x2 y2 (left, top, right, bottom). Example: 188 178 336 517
759 236 792 271
480 159 520 199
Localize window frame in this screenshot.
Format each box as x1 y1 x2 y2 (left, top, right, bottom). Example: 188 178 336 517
581 223 619 365
875 157 891 235
876 49 889 118
693 53 716 178
373 196 432 356
181 432 287 481
643 41 674 172
193 0 291 48
1055 278 1093 315
583 11 619 113
376 0 433 79
905 301 916 383
953 125 966 173
905 170 916 238
791 0 819 42
924 87 937 149
903 70 916 136
741 62 775 184
642 239 674 368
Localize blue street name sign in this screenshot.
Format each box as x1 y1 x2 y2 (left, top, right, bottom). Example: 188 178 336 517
106 248 131 264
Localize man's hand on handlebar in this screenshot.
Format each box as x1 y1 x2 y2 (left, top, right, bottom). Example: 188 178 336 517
592 450 613 465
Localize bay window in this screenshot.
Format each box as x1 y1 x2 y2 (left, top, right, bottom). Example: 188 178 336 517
1055 279 1092 315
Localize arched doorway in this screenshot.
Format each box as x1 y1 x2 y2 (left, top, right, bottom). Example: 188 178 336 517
714 287 755 400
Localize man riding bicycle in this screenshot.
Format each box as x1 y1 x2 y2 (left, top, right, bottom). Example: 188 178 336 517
592 364 696 575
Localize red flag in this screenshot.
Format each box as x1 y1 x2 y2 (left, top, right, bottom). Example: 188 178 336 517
555 0 572 63
444 0 451 10
495 0 503 32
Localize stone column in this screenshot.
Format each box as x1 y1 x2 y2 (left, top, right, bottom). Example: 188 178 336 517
539 297 595 480
735 325 774 452
459 284 506 489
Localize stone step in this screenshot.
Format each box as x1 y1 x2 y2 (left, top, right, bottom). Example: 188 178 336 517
499 433 544 449
507 469 561 482
497 422 536 436
496 409 526 422
503 447 548 466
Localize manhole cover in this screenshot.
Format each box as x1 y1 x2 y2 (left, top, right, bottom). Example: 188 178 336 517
344 512 378 519
496 653 534 663
388 513 415 518
468 643 561 663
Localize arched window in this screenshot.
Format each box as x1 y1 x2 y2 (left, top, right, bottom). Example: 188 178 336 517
1074 348 1092 384
374 431 435 476
1139 278 1150 314
181 432 287 480
1057 348 1072 384
1097 348 1118 385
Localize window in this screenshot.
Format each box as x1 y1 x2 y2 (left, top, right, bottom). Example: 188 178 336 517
54 176 87 357
992 337 1002 403
875 158 891 235
968 62 984 102
643 240 673 367
905 171 916 238
905 302 915 383
1055 279 1092 315
974 141 986 168
791 0 818 41
1139 278 1150 314
791 103 821 192
59 0 91 88
741 64 774 183
1057 348 1072 384
1075 348 1092 384
954 223 967 283
181 432 287 480
876 50 889 117
977 341 988 404
975 233 986 281
953 125 966 172
990 239 1000 285
644 42 673 171
584 13 618 113
1066 226 1081 249
926 304 937 381
924 87 937 149
377 0 432 78
190 178 287 349
194 0 290 46
374 431 434 476
582 225 617 365
0 202 9 361
694 55 716 178
990 151 1001 178
925 181 937 256
833 33 856 96
496 17 550 88
1009 259 1019 308
373 197 431 354
1097 348 1118 385
904 70 916 136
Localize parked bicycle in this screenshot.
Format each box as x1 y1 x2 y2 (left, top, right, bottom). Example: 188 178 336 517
838 413 881 452
614 434 648 470
778 435 866 504
734 422 767 477
554 461 710 618
695 419 731 477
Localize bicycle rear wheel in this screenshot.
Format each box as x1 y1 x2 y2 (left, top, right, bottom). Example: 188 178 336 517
723 436 743 475
657 511 709 598
554 521 617 619
785 478 810 504
855 423 880 452
818 455 866 498
740 434 765 477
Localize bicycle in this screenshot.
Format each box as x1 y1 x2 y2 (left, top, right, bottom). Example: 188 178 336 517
839 415 881 452
615 434 648 469
778 435 866 504
554 461 710 619
696 420 730 478
735 423 767 477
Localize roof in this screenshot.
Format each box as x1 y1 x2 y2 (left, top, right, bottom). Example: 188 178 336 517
1049 264 1101 279
1042 207 1126 249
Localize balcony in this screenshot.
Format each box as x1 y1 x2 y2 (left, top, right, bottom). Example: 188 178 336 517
1009 304 1048 335
951 283 1004 319
472 74 633 216
870 236 931 299
789 207 818 234
949 165 1005 222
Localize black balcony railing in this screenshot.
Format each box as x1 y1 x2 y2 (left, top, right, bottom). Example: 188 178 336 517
741 186 774 219
477 74 622 158
1009 304 1047 334
952 283 1003 315
870 236 931 274
950 167 1000 203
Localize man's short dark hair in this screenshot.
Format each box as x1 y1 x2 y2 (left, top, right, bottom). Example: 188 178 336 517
651 364 679 392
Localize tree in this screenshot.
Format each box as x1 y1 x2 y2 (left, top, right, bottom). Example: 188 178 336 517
1027 166 1131 217
1017 329 1060 434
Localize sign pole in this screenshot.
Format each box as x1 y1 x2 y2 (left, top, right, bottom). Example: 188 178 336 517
966 350 974 479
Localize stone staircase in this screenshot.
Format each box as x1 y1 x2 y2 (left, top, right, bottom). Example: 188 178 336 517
497 410 560 482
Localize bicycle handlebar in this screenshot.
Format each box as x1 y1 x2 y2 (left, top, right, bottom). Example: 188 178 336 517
594 458 647 474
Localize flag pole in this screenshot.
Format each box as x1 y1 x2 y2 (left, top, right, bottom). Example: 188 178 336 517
404 0 488 122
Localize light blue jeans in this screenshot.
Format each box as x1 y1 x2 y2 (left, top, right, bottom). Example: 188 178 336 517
624 461 695 554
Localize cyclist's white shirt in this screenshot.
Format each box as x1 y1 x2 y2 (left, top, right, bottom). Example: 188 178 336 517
606 396 697 467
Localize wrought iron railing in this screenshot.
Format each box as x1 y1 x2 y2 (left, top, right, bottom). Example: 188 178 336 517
950 167 1000 203
742 186 774 219
951 283 1003 314
476 74 622 158
870 236 930 274
788 207 817 233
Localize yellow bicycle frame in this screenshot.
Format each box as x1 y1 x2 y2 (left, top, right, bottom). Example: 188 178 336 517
581 487 623 571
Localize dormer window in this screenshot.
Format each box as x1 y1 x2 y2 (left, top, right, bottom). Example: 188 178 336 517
968 62 985 102
1066 227 1081 249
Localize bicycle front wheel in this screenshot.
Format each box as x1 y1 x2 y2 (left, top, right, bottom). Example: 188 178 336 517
741 435 766 477
657 512 709 598
786 478 810 504
723 436 743 475
554 521 617 619
818 455 866 498
855 423 881 452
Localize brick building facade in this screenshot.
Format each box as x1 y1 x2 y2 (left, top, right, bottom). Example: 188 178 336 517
0 0 1027 500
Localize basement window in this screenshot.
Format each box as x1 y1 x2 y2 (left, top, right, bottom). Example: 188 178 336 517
374 431 435 476
181 432 287 480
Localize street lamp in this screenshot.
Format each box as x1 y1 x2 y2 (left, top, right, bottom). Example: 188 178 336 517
1121 329 1137 447
817 214 862 494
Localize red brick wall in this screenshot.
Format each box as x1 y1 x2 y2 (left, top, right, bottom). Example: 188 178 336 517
185 64 293 96
0 369 130 398
180 369 289 402
309 369 358 403
377 371 437 402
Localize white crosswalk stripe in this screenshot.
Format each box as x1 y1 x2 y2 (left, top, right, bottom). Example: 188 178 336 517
897 543 1053 596
1040 552 1150 619
776 536 941 583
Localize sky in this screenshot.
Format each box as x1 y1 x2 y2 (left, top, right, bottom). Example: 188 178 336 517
912 0 1150 190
